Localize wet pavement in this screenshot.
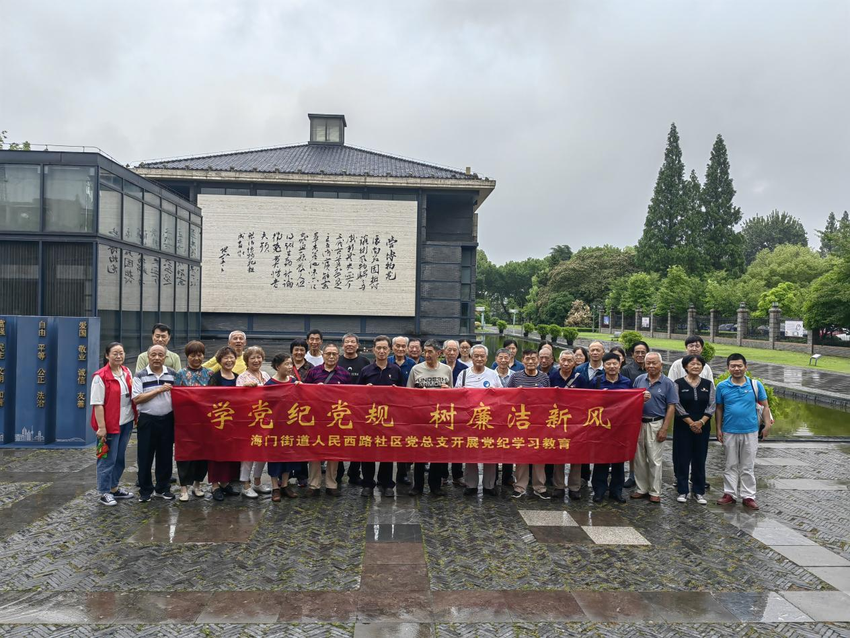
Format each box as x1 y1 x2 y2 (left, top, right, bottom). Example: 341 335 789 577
0 443 849 636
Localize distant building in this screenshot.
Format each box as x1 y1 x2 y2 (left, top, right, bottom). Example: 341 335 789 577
0 151 202 354
136 113 495 340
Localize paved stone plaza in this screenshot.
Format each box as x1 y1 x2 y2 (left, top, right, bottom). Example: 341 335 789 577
0 441 848 637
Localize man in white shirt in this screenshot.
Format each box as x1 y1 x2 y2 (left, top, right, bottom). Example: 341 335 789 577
305 329 325 367
456 345 502 496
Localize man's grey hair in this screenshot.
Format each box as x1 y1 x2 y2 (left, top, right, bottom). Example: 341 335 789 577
342 332 359 343
392 335 409 346
228 330 246 340
645 351 663 363
443 339 459 349
496 347 511 357
424 338 442 351
148 344 167 355
322 342 340 352
471 344 488 356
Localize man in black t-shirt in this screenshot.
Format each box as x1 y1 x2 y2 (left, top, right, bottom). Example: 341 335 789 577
339 332 371 485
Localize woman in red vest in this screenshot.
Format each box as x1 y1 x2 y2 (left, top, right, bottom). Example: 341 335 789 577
90 342 138 506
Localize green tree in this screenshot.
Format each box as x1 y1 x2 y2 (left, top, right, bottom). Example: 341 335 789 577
745 244 833 290
818 211 849 257
704 272 762 315
545 244 573 269
741 210 808 265
565 299 592 327
680 169 708 274
543 245 637 305
636 123 687 273
539 291 574 325
623 272 660 312
655 265 705 314
700 134 744 273
756 282 805 318
475 249 544 317
605 276 629 313
804 265 850 333
0 130 31 151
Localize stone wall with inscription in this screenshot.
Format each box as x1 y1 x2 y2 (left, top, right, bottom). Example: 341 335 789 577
199 195 418 317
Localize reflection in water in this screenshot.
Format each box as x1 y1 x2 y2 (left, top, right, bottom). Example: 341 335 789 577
481 335 850 438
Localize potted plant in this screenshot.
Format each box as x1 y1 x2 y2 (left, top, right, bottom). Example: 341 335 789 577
549 325 561 342
523 322 534 338
562 326 578 345
496 320 507 335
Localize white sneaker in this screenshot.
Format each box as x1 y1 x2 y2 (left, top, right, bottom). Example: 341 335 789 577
253 484 272 494
243 487 259 499
676 494 688 503
695 494 707 505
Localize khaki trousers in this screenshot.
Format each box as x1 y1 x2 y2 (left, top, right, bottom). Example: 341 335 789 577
463 463 497 490
514 464 546 494
634 419 665 497
551 464 583 491
308 460 339 490
722 432 758 500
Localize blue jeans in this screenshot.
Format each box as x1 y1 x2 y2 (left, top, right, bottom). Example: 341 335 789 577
96 420 133 493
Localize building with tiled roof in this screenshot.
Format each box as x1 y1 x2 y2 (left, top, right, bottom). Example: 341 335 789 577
135 113 496 341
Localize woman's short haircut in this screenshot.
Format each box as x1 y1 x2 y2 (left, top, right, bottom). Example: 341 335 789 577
290 338 308 353
184 340 205 356
271 352 292 369
215 346 237 363
242 346 265 363
681 354 706 369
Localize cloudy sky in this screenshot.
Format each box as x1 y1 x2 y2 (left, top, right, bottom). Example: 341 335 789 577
2 1 848 263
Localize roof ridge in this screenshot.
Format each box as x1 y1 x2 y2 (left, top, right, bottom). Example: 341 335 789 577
137 142 308 167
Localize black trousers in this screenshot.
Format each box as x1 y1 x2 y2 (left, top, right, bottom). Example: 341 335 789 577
414 462 445 492
137 412 175 497
592 462 624 497
347 461 361 479
451 463 464 480
501 463 514 485
673 421 710 495
361 462 395 488
581 464 592 481
177 460 207 486
396 462 410 483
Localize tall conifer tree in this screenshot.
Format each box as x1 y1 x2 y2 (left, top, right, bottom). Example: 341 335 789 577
680 169 707 274
636 123 686 273
700 134 744 273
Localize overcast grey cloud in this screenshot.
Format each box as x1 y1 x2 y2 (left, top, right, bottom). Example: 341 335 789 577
2 0 848 263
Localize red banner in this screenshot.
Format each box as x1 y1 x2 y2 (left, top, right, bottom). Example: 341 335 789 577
172 385 644 463
172 384 643 463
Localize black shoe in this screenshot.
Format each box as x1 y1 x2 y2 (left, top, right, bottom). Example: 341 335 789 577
408 488 423 497
568 490 582 501
305 488 321 498
610 492 627 503
624 477 636 489
431 488 446 497
463 487 477 496
483 487 498 496
399 476 411 485
592 493 604 504
138 493 151 503
552 489 566 499
326 488 342 497
212 488 224 501
348 476 362 486
360 487 373 497
222 484 239 497
155 491 175 500
382 487 395 497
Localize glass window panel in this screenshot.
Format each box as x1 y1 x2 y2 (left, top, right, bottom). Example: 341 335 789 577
124 181 142 197
189 265 201 339
99 169 121 190
393 193 417 201
176 219 189 256
281 190 307 197
0 164 41 231
461 267 472 284
161 213 176 253
256 189 280 197
161 200 176 213
121 249 142 350
142 255 159 334
0 240 38 314
144 191 160 206
461 302 470 318
44 242 92 316
44 165 95 232
160 258 175 332
369 193 392 201
225 188 250 196
175 262 189 341
461 283 471 300
122 195 142 244
337 192 362 199
177 207 190 220
327 121 341 143
461 248 473 266
199 187 225 195
311 118 326 142
97 244 121 347
190 213 202 225
189 225 200 260
98 188 121 238
313 191 337 199
143 205 161 249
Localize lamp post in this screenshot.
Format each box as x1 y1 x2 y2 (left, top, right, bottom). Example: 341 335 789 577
509 308 518 329
476 306 486 330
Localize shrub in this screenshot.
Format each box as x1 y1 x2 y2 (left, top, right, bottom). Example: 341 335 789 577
562 326 579 344
537 324 549 339
496 320 507 334
701 341 716 361
549 325 562 341
522 322 534 336
619 331 644 352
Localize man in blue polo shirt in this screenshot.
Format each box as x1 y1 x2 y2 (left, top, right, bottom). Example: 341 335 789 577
715 353 773 510
631 352 678 503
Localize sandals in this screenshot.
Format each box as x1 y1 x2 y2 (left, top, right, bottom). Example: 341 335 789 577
271 488 281 502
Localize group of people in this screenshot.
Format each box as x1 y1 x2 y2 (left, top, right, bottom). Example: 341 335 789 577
91 325 774 512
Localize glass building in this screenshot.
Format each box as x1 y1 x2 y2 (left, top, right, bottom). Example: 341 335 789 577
0 151 202 355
